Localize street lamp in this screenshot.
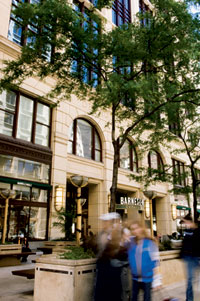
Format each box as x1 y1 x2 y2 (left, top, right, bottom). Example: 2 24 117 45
0 189 16 244
171 204 177 220
70 175 88 245
54 186 64 212
143 190 157 237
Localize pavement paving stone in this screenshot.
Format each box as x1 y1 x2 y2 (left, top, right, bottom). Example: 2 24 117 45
0 255 200 301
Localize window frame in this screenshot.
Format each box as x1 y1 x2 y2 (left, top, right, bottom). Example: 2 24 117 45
112 0 131 26
0 90 52 147
68 118 102 162
72 0 100 87
119 139 138 172
148 150 164 177
172 158 186 187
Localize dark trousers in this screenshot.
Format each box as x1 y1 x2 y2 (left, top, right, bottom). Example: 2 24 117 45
131 280 152 301
183 256 199 301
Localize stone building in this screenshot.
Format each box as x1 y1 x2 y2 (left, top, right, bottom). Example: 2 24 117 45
0 0 197 243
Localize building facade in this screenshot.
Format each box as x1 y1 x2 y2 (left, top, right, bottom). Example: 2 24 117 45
0 0 197 243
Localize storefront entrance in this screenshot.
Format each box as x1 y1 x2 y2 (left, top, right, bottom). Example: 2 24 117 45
66 182 89 239
0 181 50 243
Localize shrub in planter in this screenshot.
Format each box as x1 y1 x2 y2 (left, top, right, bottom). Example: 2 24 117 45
60 246 96 260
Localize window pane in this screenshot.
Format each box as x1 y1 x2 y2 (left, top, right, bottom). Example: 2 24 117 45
150 151 158 169
29 207 47 239
0 155 49 183
77 120 91 159
17 96 33 141
0 90 16 112
120 140 130 169
8 20 22 45
95 150 101 162
35 124 49 146
132 149 137 172
30 0 40 4
36 103 50 125
32 188 47 203
0 111 14 136
95 132 100 150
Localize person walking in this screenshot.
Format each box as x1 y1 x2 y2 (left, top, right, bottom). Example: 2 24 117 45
94 213 129 301
128 221 160 301
180 214 200 301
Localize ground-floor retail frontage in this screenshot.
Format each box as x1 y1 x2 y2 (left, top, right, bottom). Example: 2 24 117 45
0 135 52 244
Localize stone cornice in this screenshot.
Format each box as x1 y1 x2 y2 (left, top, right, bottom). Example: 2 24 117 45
0 134 52 165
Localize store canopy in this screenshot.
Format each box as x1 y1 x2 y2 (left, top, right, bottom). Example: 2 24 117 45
176 205 191 211
0 176 52 190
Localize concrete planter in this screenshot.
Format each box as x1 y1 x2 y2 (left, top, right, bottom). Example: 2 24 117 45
0 243 22 254
34 254 97 301
160 250 186 285
0 244 22 267
44 240 77 253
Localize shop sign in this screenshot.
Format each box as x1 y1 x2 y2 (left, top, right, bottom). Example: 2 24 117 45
119 197 144 208
17 182 32 187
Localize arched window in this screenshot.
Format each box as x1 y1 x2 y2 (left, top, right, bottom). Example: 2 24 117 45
68 118 102 162
148 150 164 176
119 139 138 172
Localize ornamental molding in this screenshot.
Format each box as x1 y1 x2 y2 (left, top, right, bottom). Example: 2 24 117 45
0 135 52 165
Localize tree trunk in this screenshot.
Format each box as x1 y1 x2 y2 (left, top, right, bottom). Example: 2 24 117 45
109 142 120 212
191 169 198 223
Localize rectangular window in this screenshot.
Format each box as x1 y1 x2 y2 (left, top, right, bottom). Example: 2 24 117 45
8 0 51 60
112 0 131 26
0 91 16 136
0 154 50 183
172 159 186 187
139 0 151 26
0 90 51 147
72 2 100 87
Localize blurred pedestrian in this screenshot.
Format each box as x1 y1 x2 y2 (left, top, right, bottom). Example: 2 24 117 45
128 221 160 301
180 214 200 301
94 212 130 301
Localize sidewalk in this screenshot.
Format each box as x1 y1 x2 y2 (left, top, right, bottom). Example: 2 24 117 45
0 258 200 301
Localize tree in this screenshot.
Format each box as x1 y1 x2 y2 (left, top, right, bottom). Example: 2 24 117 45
131 99 200 223
1 0 200 212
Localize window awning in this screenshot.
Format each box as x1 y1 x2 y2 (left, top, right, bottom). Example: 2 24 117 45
176 205 191 211
0 177 52 190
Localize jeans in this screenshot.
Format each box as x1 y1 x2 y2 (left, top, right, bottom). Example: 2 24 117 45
183 256 199 301
131 280 152 301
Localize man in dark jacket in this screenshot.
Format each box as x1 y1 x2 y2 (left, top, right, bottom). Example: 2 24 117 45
180 214 200 301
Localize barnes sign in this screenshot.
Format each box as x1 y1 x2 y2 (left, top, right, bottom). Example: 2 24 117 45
116 197 144 209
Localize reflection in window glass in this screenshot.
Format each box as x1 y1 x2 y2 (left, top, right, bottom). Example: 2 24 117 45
150 151 158 169
32 188 47 203
17 96 33 141
30 207 47 239
8 19 22 45
36 103 50 125
0 90 16 136
0 155 49 183
35 124 49 146
77 120 91 159
68 118 102 162
0 90 16 111
120 140 130 169
119 139 138 172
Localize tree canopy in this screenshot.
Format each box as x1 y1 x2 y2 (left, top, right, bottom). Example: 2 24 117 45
1 0 200 211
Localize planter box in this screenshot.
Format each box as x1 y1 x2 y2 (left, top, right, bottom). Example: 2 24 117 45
160 250 186 286
44 241 77 253
0 244 22 254
0 244 22 267
34 254 96 301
